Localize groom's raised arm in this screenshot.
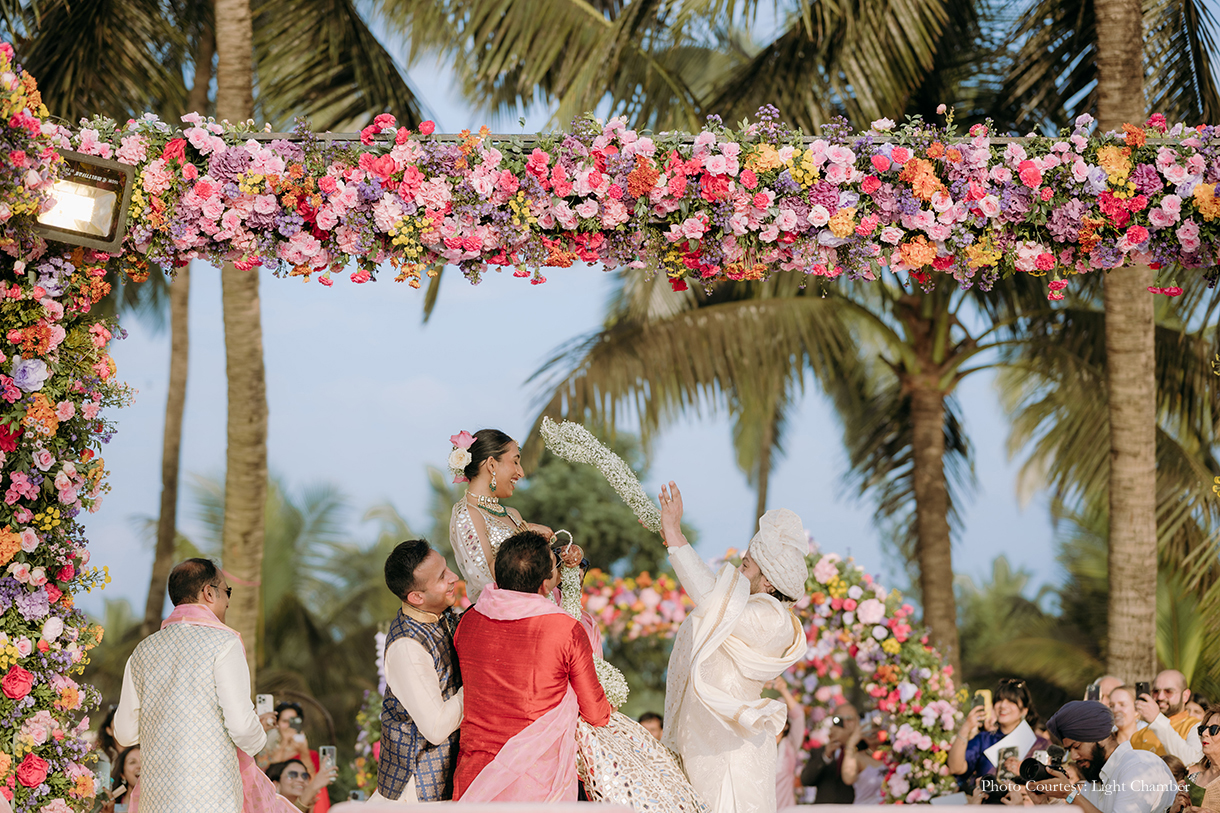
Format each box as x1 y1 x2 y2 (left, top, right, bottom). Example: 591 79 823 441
659 481 716 605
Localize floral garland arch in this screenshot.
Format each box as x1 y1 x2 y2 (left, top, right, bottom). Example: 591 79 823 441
349 553 960 804
4 43 1218 812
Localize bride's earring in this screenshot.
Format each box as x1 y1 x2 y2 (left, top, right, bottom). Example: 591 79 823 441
489 468 498 493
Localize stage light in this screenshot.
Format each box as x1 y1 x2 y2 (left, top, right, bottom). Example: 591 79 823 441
35 150 135 252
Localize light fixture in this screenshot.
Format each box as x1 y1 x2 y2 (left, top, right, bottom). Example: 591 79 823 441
34 150 135 252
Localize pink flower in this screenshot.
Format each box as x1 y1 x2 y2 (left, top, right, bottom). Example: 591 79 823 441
680 216 708 240
936 103 948 115
890 146 911 165
418 120 436 136
450 431 475 449
1035 253 1055 271
861 175 881 195
871 154 892 172
739 169 758 189
1039 187 1054 202
1126 225 1149 245
1017 160 1042 188
752 192 771 210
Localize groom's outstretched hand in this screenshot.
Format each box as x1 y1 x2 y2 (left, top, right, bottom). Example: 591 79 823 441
659 482 688 548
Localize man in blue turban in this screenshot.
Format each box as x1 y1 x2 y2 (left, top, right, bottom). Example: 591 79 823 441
1027 700 1178 813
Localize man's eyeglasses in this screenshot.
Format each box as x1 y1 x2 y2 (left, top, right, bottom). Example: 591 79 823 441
210 584 232 598
1198 724 1220 737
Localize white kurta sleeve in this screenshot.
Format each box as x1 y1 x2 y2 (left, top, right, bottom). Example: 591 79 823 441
385 637 464 746
213 638 268 756
668 545 717 605
1147 714 1202 764
113 658 140 747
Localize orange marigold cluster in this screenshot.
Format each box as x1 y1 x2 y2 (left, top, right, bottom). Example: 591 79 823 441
22 393 59 436
898 158 944 201
0 526 21 567
1193 184 1220 221
626 156 660 199
899 235 938 268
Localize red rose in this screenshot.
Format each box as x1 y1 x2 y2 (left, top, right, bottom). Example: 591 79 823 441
16 753 48 788
56 564 75 582
0 423 20 453
161 138 187 163
2 666 33 700
44 584 61 603
418 120 436 136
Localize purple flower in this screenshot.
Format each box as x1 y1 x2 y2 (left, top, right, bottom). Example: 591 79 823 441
270 140 304 162
16 588 49 621
1130 163 1163 196
208 147 252 182
1048 199 1088 241
10 356 48 392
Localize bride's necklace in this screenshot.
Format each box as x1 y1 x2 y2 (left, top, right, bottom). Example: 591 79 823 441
467 490 509 518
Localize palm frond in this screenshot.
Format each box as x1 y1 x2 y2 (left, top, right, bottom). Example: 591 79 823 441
253 0 426 130
17 0 187 123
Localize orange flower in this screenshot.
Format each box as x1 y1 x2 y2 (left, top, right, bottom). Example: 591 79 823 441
1193 183 1220 221
626 156 660 199
0 526 20 567
1123 123 1146 148
899 235 937 268
946 148 962 163
926 142 945 159
22 393 59 437
898 157 944 201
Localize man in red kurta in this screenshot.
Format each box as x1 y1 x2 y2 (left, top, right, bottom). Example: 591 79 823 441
453 531 611 801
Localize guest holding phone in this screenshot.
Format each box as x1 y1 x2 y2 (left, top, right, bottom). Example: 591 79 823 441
801 703 860 804
948 678 1047 792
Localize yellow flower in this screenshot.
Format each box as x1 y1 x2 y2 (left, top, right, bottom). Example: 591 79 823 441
746 144 784 173
1193 183 1220 221
828 208 857 239
882 638 901 655
965 238 1001 269
1096 145 1132 186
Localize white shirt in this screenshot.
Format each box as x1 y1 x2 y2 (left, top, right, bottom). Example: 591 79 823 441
373 605 464 804
114 634 266 756
1080 741 1178 813
1145 713 1203 765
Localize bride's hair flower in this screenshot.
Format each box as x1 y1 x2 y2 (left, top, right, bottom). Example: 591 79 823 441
448 430 475 482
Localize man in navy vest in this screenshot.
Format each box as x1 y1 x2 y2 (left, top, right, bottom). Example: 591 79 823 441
372 540 464 803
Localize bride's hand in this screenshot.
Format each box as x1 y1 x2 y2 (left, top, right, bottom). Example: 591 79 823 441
527 522 553 538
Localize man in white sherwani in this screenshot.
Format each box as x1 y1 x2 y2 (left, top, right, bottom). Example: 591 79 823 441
659 482 809 813
115 559 268 813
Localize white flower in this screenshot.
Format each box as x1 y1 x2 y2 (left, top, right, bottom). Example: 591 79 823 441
447 447 472 474
42 616 64 642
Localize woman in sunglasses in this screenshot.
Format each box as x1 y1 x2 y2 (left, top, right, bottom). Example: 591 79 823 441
267 759 336 813
1178 707 1220 812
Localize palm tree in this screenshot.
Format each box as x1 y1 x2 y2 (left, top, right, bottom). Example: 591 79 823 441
998 275 1220 683
9 0 431 674
1002 0 1220 684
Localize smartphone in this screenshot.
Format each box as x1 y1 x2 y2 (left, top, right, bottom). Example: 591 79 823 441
997 746 1019 781
319 745 337 770
1085 683 1101 702
348 791 367 802
287 717 303 732
109 784 127 801
831 715 845 728
256 694 274 715
1136 681 1151 699
972 689 993 723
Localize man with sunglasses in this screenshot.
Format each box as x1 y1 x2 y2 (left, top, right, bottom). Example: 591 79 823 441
1131 669 1203 764
114 558 270 813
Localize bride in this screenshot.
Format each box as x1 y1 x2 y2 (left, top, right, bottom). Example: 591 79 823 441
446 429 708 813
447 429 551 603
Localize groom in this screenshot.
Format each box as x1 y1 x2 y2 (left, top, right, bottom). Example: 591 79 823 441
659 482 809 813
452 530 611 801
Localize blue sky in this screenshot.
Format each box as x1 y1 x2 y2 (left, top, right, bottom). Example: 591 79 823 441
74 54 1062 619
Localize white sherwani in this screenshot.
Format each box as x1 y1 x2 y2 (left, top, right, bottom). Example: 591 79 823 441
663 546 807 813
115 622 267 813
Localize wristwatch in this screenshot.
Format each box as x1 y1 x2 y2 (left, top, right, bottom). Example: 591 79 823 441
1065 785 1081 805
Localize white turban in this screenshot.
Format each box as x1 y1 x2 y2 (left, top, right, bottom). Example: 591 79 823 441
749 508 809 601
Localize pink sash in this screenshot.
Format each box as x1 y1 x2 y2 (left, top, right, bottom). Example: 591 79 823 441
460 586 581 802
161 605 294 813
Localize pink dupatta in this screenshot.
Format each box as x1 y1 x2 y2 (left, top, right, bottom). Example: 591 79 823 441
161 605 294 813
460 585 581 802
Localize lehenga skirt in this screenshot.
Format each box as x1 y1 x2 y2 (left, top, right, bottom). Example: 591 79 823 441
576 711 710 813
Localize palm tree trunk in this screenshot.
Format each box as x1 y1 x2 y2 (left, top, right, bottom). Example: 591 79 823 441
908 382 961 676
1095 0 1157 684
755 399 775 525
139 23 213 638
215 0 266 681
141 266 191 636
